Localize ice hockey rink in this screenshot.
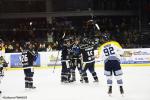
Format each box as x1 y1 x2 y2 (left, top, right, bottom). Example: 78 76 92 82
0 66 150 100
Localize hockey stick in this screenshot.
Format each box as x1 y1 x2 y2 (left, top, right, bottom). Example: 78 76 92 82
52 50 60 73
52 32 66 73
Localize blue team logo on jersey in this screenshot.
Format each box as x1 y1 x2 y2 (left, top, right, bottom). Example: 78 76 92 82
72 46 80 55
10 53 41 67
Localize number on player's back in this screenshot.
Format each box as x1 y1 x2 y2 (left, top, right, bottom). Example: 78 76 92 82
21 53 28 63
103 47 115 56
87 51 93 56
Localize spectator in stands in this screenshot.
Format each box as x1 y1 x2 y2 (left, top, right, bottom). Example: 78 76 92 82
7 44 14 53
47 32 53 43
46 44 52 52
0 16 142 51
14 43 21 52
38 42 46 51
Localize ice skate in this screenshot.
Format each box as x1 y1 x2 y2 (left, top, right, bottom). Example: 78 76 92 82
120 86 124 96
30 86 36 89
69 76 76 82
69 79 76 82
28 83 36 89
108 86 112 96
83 77 89 83
93 78 99 83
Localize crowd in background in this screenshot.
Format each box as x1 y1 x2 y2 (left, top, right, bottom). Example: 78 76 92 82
52 0 139 12
92 0 139 11
0 16 142 53
0 0 139 13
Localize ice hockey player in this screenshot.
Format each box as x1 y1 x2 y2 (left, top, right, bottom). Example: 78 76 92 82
80 38 99 83
70 37 82 82
21 42 38 89
97 35 124 95
0 39 8 93
60 38 72 83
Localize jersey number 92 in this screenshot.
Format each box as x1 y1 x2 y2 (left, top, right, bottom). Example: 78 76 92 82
103 47 115 56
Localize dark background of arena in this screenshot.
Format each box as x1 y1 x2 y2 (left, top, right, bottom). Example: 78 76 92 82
0 0 150 53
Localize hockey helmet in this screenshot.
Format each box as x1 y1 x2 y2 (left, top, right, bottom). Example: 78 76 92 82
102 33 110 42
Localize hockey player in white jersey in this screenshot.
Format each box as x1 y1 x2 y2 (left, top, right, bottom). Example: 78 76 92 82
97 35 124 96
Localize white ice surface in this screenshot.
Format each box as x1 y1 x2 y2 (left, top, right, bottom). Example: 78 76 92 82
0 67 150 100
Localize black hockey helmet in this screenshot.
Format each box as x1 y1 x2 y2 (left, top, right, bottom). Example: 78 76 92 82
63 37 70 42
87 19 95 26
102 33 110 42
81 37 88 44
63 37 71 46
22 42 31 50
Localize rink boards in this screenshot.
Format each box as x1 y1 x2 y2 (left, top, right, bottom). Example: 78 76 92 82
5 64 150 71
5 48 150 68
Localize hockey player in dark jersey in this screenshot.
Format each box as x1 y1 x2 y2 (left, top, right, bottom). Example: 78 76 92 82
21 43 38 89
60 38 72 83
80 38 99 83
0 39 8 94
70 37 82 82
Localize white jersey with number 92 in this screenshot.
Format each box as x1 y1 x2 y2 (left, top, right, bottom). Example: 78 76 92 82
98 41 123 61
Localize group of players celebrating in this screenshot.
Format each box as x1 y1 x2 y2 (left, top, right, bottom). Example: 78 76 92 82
0 33 124 96
60 34 124 96
60 36 99 83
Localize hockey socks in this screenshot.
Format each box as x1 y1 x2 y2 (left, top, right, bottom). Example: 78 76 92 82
92 72 99 82
25 77 36 89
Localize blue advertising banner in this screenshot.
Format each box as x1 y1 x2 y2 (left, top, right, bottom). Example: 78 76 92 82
10 53 41 67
